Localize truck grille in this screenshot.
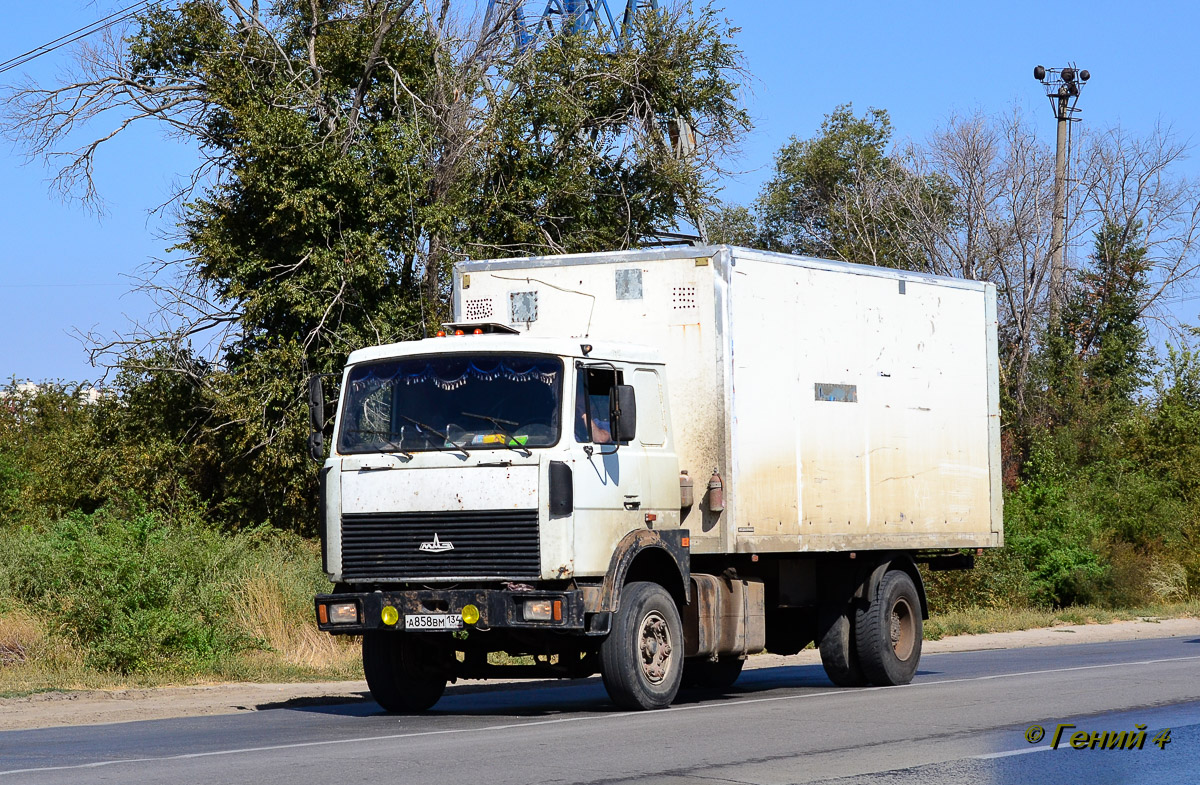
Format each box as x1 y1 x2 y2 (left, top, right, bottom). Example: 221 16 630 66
340 509 540 581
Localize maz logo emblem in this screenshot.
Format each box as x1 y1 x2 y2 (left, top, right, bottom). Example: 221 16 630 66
418 534 454 553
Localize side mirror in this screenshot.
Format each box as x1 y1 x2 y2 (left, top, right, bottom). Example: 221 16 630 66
308 431 326 463
609 384 636 443
308 375 325 431
307 375 326 462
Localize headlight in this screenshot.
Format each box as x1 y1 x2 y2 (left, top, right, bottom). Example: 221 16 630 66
523 599 554 621
327 602 359 624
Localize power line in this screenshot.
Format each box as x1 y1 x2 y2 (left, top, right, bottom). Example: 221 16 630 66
0 282 125 288
0 1 155 74
0 1 158 77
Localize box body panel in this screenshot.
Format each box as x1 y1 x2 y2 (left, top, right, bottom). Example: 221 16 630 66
455 245 1001 555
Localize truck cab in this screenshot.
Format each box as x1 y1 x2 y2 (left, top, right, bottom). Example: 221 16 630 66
315 328 698 711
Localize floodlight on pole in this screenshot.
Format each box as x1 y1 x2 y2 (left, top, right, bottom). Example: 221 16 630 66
1033 63 1089 324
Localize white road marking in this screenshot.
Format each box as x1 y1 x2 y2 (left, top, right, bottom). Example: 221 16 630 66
4 653 1200 777
974 746 1054 759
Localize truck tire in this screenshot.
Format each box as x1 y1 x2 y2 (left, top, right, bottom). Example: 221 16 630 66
362 631 447 713
854 569 922 686
599 581 684 710
817 600 867 687
682 657 745 689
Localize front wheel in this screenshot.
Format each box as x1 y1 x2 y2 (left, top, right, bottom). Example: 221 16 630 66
362 631 448 713
599 582 684 710
854 570 923 686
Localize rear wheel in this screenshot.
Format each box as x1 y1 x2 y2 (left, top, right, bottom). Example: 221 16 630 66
817 598 867 687
682 657 745 689
362 631 448 713
855 570 922 686
599 582 684 710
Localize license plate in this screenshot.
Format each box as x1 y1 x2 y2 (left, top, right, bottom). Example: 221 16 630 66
405 614 463 631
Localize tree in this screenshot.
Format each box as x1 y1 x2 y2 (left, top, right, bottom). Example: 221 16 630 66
1067 220 1151 402
705 201 756 245
3 0 750 531
757 104 890 255
1035 221 1151 449
754 104 936 268
1078 122 1200 336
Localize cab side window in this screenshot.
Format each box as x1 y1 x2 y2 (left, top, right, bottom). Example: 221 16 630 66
574 367 622 444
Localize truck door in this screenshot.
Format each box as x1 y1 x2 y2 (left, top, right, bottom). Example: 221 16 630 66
630 367 679 522
571 363 648 570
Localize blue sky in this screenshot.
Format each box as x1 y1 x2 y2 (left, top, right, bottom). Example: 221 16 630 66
2 0 1198 383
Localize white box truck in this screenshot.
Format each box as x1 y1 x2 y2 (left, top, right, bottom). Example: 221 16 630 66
311 245 1002 711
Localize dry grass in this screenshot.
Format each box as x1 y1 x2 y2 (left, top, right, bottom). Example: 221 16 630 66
0 609 102 696
0 610 39 666
1148 559 1190 602
229 574 361 673
925 600 1200 640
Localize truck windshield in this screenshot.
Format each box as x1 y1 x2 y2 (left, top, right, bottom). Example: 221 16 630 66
338 354 564 454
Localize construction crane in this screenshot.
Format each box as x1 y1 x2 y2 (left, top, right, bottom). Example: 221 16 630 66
483 0 659 53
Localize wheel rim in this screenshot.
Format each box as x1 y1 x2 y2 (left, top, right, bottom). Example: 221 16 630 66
889 596 916 661
638 609 674 685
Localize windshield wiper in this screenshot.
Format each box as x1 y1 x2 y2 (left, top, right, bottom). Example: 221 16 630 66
396 414 470 458
461 411 532 457
343 428 414 458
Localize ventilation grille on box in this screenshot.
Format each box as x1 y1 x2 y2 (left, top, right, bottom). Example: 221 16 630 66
464 298 493 320
673 285 696 309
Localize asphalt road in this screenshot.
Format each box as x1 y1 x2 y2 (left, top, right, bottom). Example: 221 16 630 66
3 636 1200 784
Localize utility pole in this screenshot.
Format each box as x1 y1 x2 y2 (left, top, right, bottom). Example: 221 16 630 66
1034 64 1089 324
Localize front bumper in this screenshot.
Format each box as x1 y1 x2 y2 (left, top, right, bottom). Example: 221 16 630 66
315 588 594 634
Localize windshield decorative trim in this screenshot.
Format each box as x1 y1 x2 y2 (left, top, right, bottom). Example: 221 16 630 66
337 353 564 456
357 359 560 391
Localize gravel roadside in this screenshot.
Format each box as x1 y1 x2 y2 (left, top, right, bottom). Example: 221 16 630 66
3 617 1197 732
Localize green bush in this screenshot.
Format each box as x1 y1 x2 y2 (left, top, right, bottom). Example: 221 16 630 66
0 382 108 524
1 503 261 674
924 547 1035 612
